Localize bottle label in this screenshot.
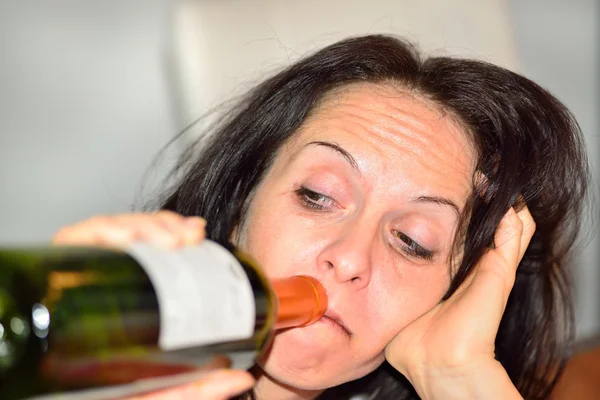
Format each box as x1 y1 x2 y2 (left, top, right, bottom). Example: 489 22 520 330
126 241 256 351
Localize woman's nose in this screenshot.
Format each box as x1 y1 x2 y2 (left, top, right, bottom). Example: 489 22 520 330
317 225 374 290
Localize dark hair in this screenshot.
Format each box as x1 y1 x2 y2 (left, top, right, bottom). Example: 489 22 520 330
153 35 590 399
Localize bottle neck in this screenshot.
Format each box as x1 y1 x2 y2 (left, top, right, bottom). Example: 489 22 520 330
270 276 327 330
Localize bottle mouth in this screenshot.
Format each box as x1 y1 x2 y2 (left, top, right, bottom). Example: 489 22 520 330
272 275 328 330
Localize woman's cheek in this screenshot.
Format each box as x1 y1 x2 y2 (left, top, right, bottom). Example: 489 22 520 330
369 267 448 338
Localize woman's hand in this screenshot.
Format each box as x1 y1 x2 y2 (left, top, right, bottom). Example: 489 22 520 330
125 361 255 400
122 356 254 400
52 210 206 250
52 211 256 399
385 206 535 400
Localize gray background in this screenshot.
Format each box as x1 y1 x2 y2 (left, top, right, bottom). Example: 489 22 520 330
0 0 597 339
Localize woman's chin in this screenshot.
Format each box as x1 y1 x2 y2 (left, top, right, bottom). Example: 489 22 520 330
256 324 351 389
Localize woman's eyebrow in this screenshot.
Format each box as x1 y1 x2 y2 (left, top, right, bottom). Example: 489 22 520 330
410 195 460 216
304 141 360 172
302 142 460 215
297 141 461 216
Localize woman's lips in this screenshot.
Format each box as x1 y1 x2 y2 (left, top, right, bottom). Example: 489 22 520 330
319 310 352 337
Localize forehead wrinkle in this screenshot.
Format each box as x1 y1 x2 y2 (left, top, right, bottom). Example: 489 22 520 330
319 91 434 139
313 103 428 161
350 106 470 182
371 103 475 183
291 82 475 195
372 98 469 154
319 84 470 162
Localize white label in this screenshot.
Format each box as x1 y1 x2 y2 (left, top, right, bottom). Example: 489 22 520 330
126 240 256 350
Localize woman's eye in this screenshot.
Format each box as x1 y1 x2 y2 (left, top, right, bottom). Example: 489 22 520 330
392 230 435 261
294 186 335 211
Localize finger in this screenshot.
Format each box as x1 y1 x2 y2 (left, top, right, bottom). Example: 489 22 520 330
153 211 206 246
187 370 255 399
492 207 523 270
52 214 179 250
461 207 525 306
52 216 136 247
196 355 232 370
514 203 536 262
110 214 184 249
51 213 207 251
113 212 205 249
182 216 207 245
451 207 523 300
131 370 255 400
121 356 231 400
52 225 93 245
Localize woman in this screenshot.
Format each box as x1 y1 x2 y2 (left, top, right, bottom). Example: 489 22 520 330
53 35 590 399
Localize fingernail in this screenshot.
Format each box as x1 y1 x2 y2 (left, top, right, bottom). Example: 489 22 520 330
190 371 232 388
185 217 206 227
154 234 181 250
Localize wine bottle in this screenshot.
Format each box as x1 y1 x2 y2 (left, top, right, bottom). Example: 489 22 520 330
0 240 327 399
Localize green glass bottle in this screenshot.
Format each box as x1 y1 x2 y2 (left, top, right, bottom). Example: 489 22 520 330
0 241 327 399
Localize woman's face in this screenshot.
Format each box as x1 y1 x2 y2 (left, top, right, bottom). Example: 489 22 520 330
237 83 476 389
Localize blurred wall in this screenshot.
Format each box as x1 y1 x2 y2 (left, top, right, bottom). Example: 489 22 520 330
507 0 600 340
0 0 597 339
169 0 520 143
0 0 177 243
